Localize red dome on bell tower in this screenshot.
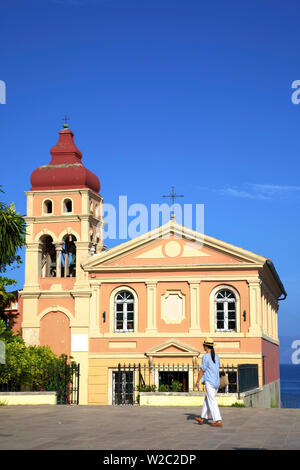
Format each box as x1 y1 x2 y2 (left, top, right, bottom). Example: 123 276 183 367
30 124 101 193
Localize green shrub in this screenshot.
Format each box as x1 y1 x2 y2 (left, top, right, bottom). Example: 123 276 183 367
231 402 245 407
0 340 76 393
159 384 170 392
158 380 184 392
137 384 157 392
170 380 183 392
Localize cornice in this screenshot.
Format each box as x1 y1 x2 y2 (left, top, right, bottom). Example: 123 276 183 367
20 291 41 300
84 263 263 273
86 275 259 285
71 290 92 298
261 333 279 345
25 215 81 223
83 220 268 270
88 352 262 360
20 289 92 299
24 214 100 224
26 188 102 198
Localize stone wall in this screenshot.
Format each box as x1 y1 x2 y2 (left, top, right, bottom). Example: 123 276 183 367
0 391 57 405
243 379 281 408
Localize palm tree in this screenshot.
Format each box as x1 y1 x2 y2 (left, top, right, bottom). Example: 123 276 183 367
0 187 26 328
0 186 26 272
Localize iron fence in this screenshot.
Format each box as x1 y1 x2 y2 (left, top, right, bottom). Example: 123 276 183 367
113 363 256 405
237 364 259 393
281 393 300 409
0 361 80 405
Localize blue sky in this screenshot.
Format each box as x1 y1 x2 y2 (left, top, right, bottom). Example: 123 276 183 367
1 0 300 359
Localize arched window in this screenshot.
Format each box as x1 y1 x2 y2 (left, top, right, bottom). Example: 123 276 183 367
43 200 53 214
40 235 56 277
114 291 134 332
63 199 73 213
62 234 77 277
215 289 236 332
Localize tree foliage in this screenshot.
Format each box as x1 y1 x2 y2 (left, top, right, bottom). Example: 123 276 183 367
0 187 26 326
0 323 78 400
0 318 23 344
0 187 26 273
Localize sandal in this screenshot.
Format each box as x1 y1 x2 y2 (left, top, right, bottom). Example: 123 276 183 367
194 417 205 425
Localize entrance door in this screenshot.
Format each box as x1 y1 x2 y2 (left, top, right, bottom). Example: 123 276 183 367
113 371 134 405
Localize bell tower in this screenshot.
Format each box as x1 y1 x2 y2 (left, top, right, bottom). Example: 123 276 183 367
21 123 104 403
24 122 104 290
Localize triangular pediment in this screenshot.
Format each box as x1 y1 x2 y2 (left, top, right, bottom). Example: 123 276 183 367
145 339 200 357
83 219 267 271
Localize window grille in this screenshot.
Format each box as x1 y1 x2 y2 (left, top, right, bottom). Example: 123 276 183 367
215 289 236 332
114 291 134 332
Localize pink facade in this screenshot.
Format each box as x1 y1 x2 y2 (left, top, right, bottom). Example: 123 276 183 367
262 338 280 384
18 124 286 404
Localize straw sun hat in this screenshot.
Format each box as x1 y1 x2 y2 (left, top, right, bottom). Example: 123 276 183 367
203 337 215 347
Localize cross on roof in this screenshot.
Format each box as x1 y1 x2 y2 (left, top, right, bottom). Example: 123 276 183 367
62 116 70 128
162 185 184 219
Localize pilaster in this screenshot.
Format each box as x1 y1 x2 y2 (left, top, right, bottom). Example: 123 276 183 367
89 282 101 337
73 241 92 289
145 281 157 334
20 291 40 346
188 281 201 334
23 242 42 290
248 279 262 336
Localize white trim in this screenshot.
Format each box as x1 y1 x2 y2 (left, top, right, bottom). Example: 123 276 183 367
61 197 74 215
209 284 241 334
214 289 237 332
89 276 259 284
161 290 186 325
58 227 81 243
109 286 138 334
84 264 263 273
42 198 54 216
38 306 74 325
35 229 58 243
83 219 267 270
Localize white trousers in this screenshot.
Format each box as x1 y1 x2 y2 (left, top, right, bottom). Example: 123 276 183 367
201 382 222 422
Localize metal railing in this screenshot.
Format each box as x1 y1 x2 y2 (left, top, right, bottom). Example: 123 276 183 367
113 363 259 405
281 393 300 409
237 364 259 393
0 362 80 405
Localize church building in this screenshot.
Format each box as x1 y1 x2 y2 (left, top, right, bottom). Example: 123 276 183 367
19 124 286 406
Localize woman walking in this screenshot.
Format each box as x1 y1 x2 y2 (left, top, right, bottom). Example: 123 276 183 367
195 338 222 427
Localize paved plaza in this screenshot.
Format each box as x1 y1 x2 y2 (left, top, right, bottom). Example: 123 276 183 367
0 405 300 450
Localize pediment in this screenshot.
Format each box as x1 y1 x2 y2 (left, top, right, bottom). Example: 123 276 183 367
83 220 267 271
145 339 200 357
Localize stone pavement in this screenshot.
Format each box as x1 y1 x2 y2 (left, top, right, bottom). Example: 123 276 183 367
0 405 300 450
